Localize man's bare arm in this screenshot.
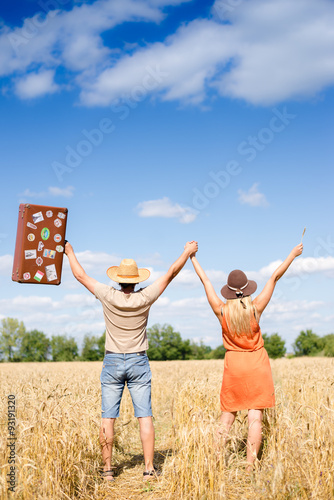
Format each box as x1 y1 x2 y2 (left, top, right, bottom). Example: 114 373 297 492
64 242 98 295
154 241 198 296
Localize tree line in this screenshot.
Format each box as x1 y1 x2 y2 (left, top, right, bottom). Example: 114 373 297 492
0 318 333 362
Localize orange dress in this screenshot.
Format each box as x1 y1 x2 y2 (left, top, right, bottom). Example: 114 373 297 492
220 309 275 412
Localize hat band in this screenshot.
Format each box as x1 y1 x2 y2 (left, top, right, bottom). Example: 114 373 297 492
117 274 139 278
227 282 248 291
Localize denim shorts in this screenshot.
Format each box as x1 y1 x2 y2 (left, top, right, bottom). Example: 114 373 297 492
100 352 152 418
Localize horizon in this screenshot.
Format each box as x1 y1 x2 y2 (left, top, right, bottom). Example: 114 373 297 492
1 0 333 351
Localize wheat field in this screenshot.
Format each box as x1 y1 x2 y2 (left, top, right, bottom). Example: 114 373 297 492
1 357 333 499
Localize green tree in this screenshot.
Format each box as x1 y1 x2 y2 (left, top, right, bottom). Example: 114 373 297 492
323 334 334 357
263 333 286 359
0 318 26 361
81 334 103 361
293 329 323 356
210 344 226 359
20 329 50 361
97 331 106 358
189 341 212 360
147 324 192 360
51 335 78 361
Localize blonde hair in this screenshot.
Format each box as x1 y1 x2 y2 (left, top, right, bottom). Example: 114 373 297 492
224 296 258 338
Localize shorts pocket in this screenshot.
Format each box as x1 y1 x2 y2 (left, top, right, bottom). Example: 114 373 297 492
129 357 151 383
100 362 118 383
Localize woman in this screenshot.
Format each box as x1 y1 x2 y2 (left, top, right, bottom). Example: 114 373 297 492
190 243 303 469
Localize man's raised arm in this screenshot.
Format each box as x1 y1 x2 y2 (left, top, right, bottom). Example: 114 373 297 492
154 241 198 296
65 242 98 294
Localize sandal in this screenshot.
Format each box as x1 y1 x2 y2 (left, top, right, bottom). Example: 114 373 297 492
101 469 114 481
143 468 160 478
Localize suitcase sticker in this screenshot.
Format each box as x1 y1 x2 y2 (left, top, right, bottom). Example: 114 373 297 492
12 204 68 285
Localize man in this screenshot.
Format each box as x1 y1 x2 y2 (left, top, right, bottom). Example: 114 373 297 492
64 240 198 481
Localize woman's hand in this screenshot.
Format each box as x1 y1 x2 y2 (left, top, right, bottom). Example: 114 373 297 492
184 241 198 256
291 243 303 258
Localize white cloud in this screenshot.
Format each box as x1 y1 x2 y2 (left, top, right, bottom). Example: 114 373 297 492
155 296 170 307
80 19 231 106
79 0 334 106
0 291 103 339
249 256 334 282
0 255 13 276
72 250 120 273
5 249 334 287
48 186 75 197
265 299 324 316
0 0 191 92
260 298 325 332
151 295 213 319
20 185 75 199
1 0 334 106
1 282 333 350
61 252 161 288
192 335 216 345
0 295 59 310
15 69 59 99
293 256 334 278
0 288 331 350
173 268 227 287
238 183 269 207
135 252 164 267
254 298 331 347
211 0 334 105
136 197 198 223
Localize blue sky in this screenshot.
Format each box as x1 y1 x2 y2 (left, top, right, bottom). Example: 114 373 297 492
1 0 333 351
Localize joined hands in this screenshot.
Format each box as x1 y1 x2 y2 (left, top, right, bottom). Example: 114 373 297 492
184 241 198 257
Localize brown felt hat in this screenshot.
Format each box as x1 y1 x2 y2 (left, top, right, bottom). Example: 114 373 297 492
221 269 257 299
107 259 150 284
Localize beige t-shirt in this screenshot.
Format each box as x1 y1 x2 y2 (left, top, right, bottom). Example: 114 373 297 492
94 282 160 353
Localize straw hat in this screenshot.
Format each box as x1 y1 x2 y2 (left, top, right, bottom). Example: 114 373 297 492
107 259 150 283
221 270 257 299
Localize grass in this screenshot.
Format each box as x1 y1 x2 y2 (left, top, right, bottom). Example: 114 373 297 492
1 358 333 499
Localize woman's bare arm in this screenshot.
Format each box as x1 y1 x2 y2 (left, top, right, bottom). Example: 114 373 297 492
190 255 223 318
253 243 303 317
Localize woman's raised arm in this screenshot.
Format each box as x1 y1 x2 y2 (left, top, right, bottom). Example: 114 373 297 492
190 255 223 318
253 243 303 318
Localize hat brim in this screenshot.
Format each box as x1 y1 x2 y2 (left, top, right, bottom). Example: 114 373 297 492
221 280 257 299
106 266 150 283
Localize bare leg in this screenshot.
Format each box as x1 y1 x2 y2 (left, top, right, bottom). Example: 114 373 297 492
99 418 115 480
138 416 155 472
216 411 237 447
246 409 263 470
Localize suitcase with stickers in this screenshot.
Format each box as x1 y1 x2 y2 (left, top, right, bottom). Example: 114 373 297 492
12 203 68 285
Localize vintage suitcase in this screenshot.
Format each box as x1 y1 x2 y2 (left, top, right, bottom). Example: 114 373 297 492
12 204 68 285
